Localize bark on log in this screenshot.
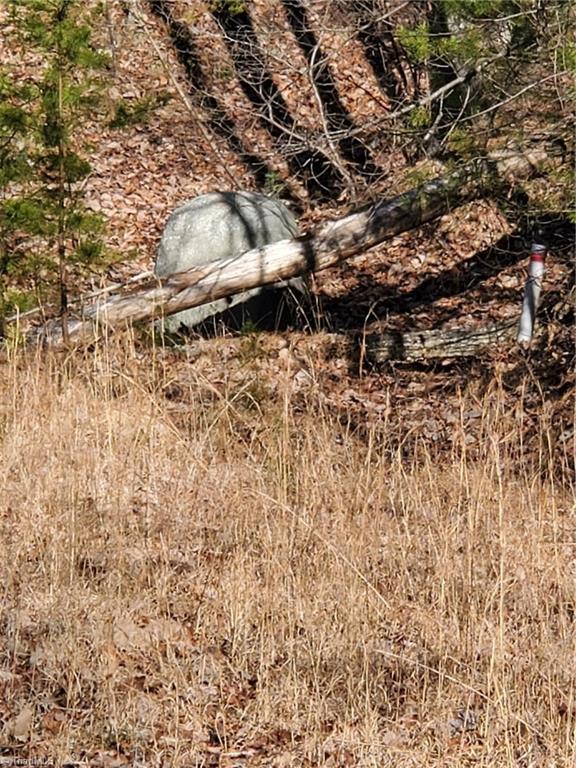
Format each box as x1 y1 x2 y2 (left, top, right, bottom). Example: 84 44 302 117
363 320 517 363
29 137 564 348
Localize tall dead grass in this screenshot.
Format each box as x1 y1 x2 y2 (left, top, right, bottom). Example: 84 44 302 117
0 338 574 767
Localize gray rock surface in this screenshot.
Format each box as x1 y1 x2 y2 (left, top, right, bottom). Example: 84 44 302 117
155 191 304 333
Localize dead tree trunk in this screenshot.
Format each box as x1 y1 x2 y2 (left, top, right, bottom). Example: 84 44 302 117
363 320 517 363
30 137 564 349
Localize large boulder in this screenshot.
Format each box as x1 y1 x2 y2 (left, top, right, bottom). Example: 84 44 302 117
155 191 305 333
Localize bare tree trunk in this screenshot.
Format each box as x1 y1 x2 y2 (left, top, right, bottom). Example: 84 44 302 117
363 320 517 363
29 137 564 349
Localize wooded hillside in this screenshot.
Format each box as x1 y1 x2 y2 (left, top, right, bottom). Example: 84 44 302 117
1 0 573 340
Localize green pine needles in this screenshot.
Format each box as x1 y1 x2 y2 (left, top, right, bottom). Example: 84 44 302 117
1 0 110 334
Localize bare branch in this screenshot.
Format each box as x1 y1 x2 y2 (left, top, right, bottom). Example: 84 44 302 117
130 1 240 188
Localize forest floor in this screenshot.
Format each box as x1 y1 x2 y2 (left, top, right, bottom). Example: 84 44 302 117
0 2 574 766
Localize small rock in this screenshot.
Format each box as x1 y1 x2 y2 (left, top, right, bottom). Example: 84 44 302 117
449 708 478 735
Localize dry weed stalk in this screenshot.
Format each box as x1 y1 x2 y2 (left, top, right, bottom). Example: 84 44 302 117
0 339 573 766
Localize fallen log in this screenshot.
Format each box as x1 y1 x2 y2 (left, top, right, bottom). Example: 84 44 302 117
363 320 517 363
29 136 564 348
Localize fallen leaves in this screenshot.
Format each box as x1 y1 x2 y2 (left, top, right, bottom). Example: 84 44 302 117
113 615 189 651
9 704 34 742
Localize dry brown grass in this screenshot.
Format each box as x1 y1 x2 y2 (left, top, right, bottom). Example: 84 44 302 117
0 337 574 767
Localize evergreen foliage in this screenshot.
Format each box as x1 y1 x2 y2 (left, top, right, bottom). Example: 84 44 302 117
109 93 171 129
1 0 110 329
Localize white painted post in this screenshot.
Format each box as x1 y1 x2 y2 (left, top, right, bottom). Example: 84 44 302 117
517 241 546 343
